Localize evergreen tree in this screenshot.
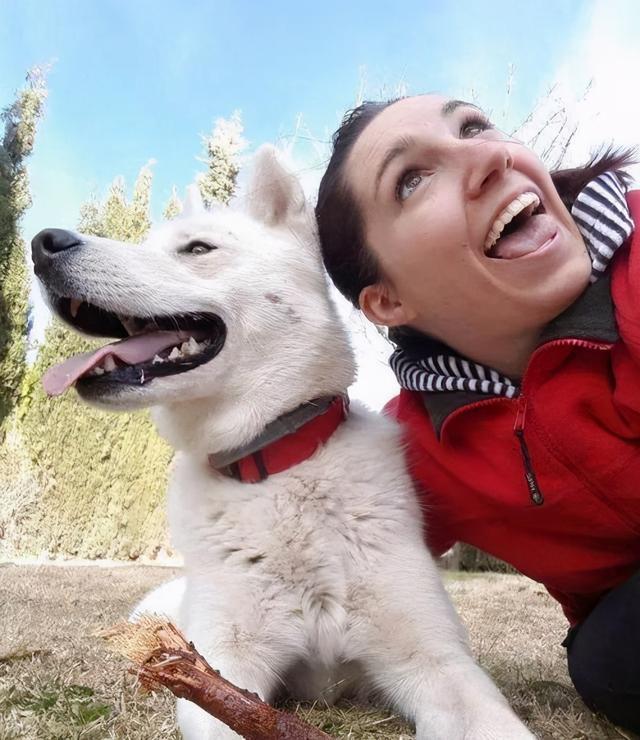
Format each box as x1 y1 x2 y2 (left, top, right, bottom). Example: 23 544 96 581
76 161 155 241
18 321 173 558
163 186 182 220
101 176 129 241
197 111 246 206
0 68 47 427
77 195 105 237
10 118 245 559
128 159 154 240
17 161 174 559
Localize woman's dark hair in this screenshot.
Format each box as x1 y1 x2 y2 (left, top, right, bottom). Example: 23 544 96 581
316 98 636 308
316 101 396 307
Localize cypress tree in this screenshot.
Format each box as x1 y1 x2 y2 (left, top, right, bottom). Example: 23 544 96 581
0 68 47 427
101 176 129 242
19 319 173 558
12 119 245 558
18 164 173 559
77 195 105 237
128 160 154 240
197 111 246 207
163 186 182 220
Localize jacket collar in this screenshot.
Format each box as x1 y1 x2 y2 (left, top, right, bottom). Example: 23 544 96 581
419 270 619 437
208 395 349 483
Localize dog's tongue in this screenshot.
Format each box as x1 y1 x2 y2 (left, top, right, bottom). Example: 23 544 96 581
42 330 191 397
492 214 557 259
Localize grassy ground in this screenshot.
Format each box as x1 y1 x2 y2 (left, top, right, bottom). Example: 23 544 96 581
0 565 635 739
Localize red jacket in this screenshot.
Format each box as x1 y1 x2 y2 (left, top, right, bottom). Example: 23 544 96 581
386 191 640 625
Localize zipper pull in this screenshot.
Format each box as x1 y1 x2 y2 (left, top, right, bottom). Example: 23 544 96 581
514 397 544 506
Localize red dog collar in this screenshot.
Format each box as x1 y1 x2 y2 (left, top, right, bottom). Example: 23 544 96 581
209 395 349 484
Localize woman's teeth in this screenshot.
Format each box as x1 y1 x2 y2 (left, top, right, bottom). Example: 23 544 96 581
484 192 540 254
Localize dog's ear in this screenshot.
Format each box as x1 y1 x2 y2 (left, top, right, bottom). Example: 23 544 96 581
183 184 206 217
247 145 306 227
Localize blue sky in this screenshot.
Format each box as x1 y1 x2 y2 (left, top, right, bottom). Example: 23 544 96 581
2 0 595 237
2 0 639 406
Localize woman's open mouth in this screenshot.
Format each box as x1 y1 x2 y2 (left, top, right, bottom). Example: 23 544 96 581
43 296 226 396
483 192 554 260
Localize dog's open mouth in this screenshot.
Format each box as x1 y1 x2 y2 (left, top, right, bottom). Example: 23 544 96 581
43 296 226 397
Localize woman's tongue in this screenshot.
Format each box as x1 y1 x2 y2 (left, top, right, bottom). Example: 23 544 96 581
491 214 557 260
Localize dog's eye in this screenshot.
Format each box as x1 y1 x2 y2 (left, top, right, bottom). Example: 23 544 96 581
183 241 216 255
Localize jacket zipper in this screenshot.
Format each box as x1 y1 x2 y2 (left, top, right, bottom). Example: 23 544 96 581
439 339 614 507
514 396 544 506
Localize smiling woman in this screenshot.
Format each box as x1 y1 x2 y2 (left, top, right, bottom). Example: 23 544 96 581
316 94 640 734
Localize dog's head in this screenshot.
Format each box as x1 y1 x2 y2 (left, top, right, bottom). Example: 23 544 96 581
32 147 354 423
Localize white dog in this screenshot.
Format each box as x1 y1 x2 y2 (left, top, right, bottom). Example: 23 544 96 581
32 147 533 739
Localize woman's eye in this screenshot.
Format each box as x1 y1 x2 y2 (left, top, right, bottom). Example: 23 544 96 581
397 172 424 202
460 116 492 139
183 241 215 255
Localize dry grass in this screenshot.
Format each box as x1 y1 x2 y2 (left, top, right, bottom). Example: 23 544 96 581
0 565 635 739
0 565 179 739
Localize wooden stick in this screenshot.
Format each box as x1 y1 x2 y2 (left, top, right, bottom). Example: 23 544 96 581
100 615 332 740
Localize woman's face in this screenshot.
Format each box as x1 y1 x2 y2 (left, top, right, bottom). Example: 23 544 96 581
347 95 591 363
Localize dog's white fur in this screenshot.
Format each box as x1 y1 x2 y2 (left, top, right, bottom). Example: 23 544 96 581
42 148 533 739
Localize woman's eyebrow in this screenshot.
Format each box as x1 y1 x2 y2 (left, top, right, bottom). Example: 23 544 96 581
375 134 416 197
441 99 480 116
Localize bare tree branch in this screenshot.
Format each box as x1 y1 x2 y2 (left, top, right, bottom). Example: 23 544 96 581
100 616 333 740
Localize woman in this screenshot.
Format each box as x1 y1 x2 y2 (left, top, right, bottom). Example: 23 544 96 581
316 94 640 732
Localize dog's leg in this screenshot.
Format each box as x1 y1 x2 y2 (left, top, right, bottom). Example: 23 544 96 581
130 576 186 624
177 581 304 740
346 547 535 740
176 635 290 740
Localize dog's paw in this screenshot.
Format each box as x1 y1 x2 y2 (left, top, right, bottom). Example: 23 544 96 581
465 713 536 740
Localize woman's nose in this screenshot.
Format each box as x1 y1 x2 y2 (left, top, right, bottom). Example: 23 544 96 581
463 141 514 200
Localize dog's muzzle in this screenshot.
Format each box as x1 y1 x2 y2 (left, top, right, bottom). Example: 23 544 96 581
31 228 84 277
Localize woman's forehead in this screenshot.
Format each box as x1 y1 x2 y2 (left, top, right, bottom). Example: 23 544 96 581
381 93 451 120
359 95 453 146
346 95 465 195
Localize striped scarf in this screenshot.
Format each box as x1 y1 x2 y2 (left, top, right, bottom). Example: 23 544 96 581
390 171 634 399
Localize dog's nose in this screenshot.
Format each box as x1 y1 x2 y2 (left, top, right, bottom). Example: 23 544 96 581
32 228 83 257
31 228 84 275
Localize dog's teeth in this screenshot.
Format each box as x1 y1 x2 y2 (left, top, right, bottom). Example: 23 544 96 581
92 366 105 376
168 347 182 361
103 356 117 372
69 299 82 318
152 354 164 364
181 337 200 356
121 316 140 336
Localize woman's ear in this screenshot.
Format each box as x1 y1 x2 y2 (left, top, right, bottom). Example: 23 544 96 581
359 282 416 327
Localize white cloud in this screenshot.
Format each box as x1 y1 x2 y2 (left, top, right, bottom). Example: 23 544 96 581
539 0 640 178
